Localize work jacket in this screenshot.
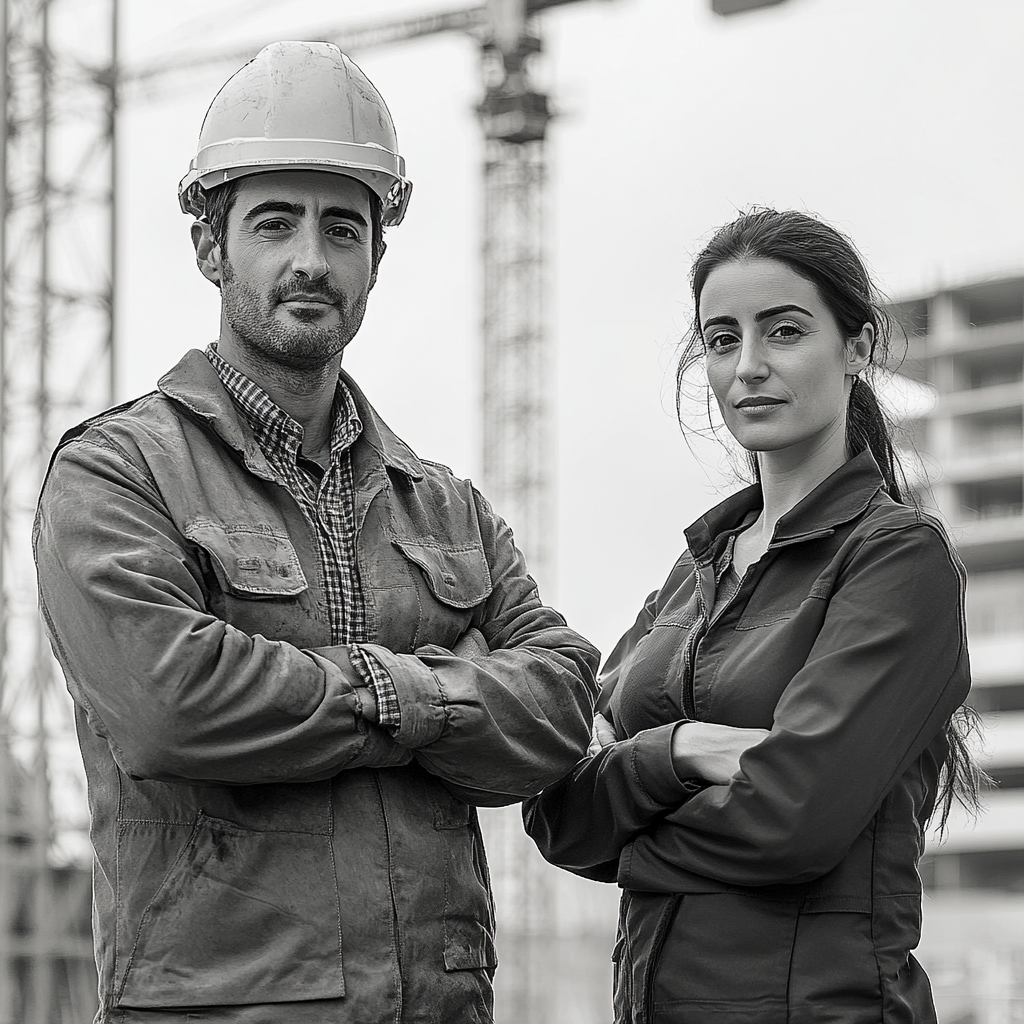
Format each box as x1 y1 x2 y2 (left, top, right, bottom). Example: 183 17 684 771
33 349 599 1024
525 452 970 1024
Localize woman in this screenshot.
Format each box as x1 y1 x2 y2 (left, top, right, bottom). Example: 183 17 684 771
524 209 980 1023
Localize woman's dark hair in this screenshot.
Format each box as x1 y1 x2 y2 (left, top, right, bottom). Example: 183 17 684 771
675 207 985 828
198 178 388 278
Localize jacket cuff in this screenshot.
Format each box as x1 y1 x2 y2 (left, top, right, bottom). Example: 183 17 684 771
349 645 402 729
357 644 448 749
630 722 706 806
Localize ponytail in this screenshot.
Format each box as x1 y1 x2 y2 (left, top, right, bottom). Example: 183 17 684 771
845 378 986 830
845 376 906 503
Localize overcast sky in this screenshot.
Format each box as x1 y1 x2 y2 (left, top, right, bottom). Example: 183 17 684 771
118 0 1024 657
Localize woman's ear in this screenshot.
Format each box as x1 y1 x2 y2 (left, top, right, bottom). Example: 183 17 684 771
191 218 222 288
846 323 874 377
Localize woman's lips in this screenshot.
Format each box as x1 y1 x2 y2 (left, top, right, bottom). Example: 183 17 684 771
735 396 785 409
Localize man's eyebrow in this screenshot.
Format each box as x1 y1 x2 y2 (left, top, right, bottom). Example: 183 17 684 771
755 303 813 322
322 206 368 228
241 200 305 222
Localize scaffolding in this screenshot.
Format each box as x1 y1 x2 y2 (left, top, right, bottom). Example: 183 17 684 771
0 0 116 1018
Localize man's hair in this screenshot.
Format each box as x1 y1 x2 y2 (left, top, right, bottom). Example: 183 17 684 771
199 178 387 276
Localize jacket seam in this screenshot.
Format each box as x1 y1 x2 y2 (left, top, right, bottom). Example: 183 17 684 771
327 783 345 991
393 540 485 554
869 819 885 1021
629 739 653 804
74 433 163 496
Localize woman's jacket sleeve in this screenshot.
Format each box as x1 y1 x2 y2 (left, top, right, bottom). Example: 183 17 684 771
524 566 704 880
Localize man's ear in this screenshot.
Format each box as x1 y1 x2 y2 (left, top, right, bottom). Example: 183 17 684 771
191 218 222 288
368 237 386 293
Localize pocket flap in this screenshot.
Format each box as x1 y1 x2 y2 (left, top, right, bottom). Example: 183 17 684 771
186 519 308 598
393 540 492 609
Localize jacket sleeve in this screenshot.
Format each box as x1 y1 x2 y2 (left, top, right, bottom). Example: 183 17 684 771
523 580 703 875
357 486 601 805
619 521 971 890
34 437 411 787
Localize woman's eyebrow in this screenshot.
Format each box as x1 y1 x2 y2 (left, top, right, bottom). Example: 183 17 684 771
701 315 739 331
755 304 813 322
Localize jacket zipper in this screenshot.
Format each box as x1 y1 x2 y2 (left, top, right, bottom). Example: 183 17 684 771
681 564 711 720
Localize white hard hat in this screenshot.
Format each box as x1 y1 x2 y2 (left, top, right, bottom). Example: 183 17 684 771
178 41 412 226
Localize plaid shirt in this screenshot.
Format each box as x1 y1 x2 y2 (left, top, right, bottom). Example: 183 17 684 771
205 344 402 727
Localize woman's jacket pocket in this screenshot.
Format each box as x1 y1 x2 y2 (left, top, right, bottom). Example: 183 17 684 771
115 812 344 1008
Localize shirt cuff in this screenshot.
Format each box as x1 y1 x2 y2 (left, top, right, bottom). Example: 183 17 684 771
349 645 402 729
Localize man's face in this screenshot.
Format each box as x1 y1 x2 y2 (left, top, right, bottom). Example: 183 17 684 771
216 170 375 371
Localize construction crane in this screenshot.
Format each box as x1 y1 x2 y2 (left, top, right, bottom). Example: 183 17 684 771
0 1 603 1020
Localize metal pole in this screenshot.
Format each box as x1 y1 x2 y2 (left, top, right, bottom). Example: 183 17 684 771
0 0 11 1010
29 2 53 1018
107 0 118 402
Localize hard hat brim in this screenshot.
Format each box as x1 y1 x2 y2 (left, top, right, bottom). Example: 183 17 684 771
178 138 411 226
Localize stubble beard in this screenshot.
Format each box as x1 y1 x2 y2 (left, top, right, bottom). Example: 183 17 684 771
220 260 368 372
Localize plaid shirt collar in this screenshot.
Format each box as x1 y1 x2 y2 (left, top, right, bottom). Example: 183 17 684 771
205 343 362 465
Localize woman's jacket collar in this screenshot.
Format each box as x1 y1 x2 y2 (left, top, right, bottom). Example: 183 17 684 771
684 450 887 563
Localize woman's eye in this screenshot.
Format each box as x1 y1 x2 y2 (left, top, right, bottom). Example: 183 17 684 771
707 332 739 352
770 322 804 340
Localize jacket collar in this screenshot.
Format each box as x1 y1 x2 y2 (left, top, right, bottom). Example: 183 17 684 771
684 449 887 562
157 348 425 482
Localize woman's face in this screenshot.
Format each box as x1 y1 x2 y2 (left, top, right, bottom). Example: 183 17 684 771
698 258 872 463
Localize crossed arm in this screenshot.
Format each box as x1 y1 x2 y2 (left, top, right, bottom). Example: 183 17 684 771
589 712 768 786
526 523 970 887
34 435 598 798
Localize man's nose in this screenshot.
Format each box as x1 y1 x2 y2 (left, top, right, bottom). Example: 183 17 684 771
291 227 329 281
735 337 769 384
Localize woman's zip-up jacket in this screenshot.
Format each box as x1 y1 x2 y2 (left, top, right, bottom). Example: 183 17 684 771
525 452 971 1024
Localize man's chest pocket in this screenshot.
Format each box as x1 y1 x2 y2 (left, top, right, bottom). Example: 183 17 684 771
185 519 325 647
381 538 493 652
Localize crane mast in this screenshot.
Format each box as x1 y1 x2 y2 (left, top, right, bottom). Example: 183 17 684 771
475 9 556 1020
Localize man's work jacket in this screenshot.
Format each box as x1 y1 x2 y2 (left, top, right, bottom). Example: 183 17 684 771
33 349 599 1024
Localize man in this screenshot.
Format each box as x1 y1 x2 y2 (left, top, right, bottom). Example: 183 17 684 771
34 41 598 1024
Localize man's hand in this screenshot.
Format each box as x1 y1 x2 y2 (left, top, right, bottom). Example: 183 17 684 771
671 721 770 785
587 712 617 757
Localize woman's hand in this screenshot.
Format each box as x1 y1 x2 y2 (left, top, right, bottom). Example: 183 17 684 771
671 721 770 785
587 712 617 757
